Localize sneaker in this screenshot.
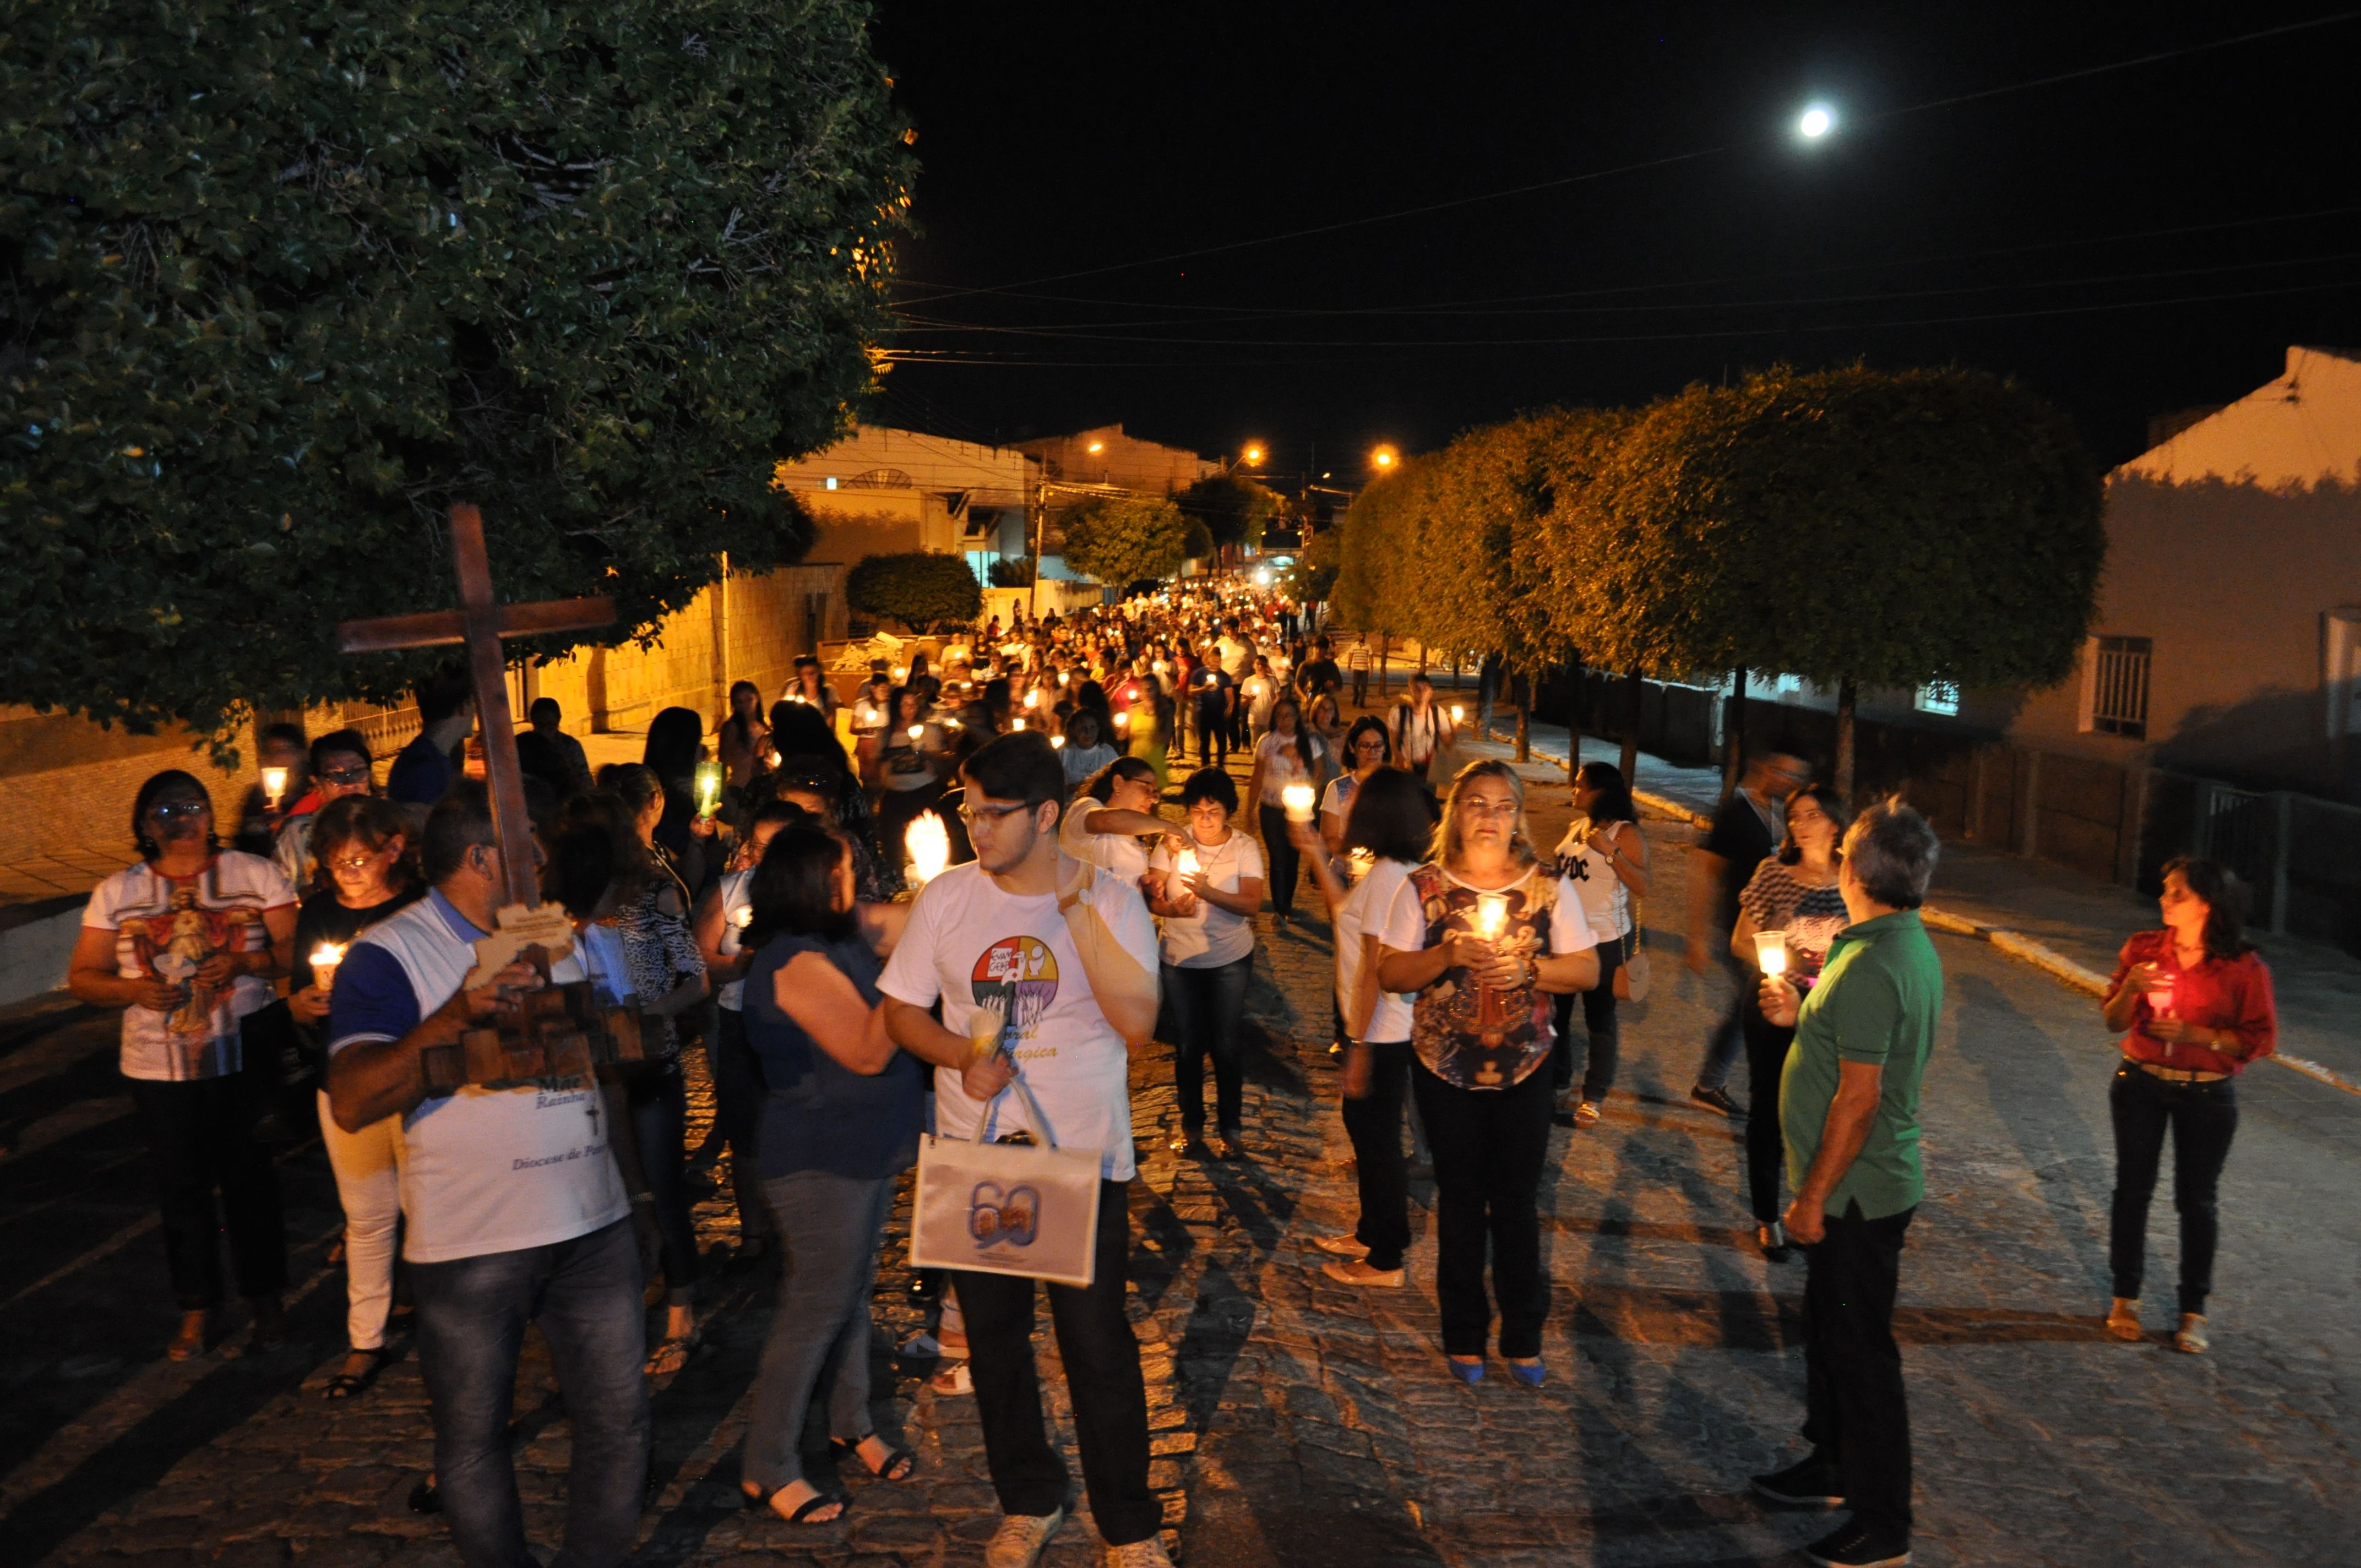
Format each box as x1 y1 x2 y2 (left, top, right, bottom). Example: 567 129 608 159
984 1506 1067 1568
1311 1234 1370 1259
929 1360 973 1396
1750 1456 1845 1509
1803 1521 1911 1566
1321 1257 1405 1287
1103 1537 1175 1567
1690 1082 1745 1118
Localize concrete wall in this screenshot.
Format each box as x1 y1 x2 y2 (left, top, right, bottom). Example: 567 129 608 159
1015 424 1218 496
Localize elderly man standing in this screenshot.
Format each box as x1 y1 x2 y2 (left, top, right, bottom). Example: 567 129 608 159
1749 798 1942 1568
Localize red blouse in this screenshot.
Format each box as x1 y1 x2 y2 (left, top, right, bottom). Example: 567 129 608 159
2110 929 2277 1075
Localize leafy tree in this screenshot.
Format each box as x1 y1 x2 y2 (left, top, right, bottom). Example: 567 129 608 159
1181 518 1216 563
1177 472 1282 558
1058 495 1190 587
1280 524 1340 616
988 555 1036 588
847 551 983 632
1551 365 2102 795
2 0 911 747
1331 461 1425 640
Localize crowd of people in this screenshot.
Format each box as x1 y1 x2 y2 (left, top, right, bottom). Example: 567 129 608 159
62 580 2279 1568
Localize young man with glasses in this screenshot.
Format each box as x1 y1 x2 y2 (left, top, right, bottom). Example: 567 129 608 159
878 732 1171 1568
274 729 379 889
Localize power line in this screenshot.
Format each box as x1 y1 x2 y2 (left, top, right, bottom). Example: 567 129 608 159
890 13 2361 307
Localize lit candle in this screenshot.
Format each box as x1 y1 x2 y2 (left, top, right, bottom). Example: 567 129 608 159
1024 689 1040 709
1282 782 1316 823
309 941 346 990
1753 930 1790 977
1174 846 1201 881
907 723 924 742
893 665 908 681
1473 892 1510 943
1058 672 1070 686
1051 734 1067 749
1114 710 1130 731
695 759 723 818
766 749 782 769
732 905 754 929
261 766 290 808
1451 704 1465 725
1013 717 1027 731
905 810 950 887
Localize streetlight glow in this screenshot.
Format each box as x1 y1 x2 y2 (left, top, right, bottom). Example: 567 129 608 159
1798 104 1835 139
1243 444 1265 465
1370 444 1399 471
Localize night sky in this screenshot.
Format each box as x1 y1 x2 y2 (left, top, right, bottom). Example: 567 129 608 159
866 2 2361 480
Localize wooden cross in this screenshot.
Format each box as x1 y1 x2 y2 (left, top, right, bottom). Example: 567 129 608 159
336 503 615 911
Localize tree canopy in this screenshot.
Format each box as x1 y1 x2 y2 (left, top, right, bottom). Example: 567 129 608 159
1057 495 1190 588
1176 472 1282 553
2 0 911 742
847 551 982 632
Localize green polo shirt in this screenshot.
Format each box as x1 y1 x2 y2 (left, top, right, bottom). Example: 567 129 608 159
1780 908 1943 1220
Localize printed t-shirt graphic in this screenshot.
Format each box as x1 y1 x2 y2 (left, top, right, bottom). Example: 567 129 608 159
1380 864 1597 1091
85 852 297 1081
971 934 1060 1055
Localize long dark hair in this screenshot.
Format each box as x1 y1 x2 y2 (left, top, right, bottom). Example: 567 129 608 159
130 770 216 861
1776 783 1851 867
1341 715 1391 767
1343 767 1436 863
1270 695 1316 775
1084 755 1157 804
2161 854 2258 961
724 680 764 749
744 823 857 950
643 706 704 792
1574 760 1637 828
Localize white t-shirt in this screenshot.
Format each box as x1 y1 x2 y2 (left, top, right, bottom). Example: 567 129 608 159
878 859 1158 1180
1059 797 1152 884
1241 674 1277 730
1391 701 1448 764
1147 830 1264 969
1380 864 1597 959
1336 857 1416 1044
716 867 755 1010
1061 742 1119 787
85 853 298 1081
1553 818 1634 943
1319 771 1361 831
1217 635 1253 680
1254 729 1328 806
328 890 630 1264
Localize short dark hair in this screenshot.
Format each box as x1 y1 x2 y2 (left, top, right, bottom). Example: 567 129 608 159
749 798 814 834
1843 797 1939 909
258 720 308 755
130 769 214 859
962 731 1065 823
1178 766 1238 814
1343 767 1437 863
422 781 499 884
308 794 421 899
546 825 617 920
2160 854 2257 960
529 696 562 725
744 823 856 949
309 728 373 773
416 667 475 726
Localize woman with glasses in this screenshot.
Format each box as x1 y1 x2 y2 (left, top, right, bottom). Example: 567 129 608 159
1320 717 1392 859
1248 696 1330 932
1376 761 1598 1385
69 772 300 1361
1729 784 1852 1259
1147 769 1268 1160
271 729 377 889
1061 756 1176 888
285 795 423 1396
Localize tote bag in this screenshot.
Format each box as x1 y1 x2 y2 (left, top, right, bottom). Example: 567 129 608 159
910 1075 1102 1287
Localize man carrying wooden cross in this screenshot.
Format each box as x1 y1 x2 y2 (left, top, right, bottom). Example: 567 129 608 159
325 504 646 1568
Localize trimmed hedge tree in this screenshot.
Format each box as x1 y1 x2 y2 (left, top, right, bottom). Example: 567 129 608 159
847 551 983 632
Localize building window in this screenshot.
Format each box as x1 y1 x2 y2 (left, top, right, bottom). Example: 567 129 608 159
2081 635 2152 739
1774 672 1803 696
1914 681 1960 717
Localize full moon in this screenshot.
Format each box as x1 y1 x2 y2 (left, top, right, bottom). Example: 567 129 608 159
1798 105 1835 139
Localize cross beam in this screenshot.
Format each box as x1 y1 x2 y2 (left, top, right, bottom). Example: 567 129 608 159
336 503 615 909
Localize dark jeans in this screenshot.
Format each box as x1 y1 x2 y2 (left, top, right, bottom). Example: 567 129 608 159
625 1063 702 1306
710 1010 774 1244
1743 1008 1797 1223
2108 1064 2239 1314
1351 669 1369 706
128 1071 287 1310
1258 804 1302 919
411 1218 650 1568
955 1180 1158 1545
1800 1202 1914 1542
1411 1061 1555 1357
1341 1041 1412 1271
1193 703 1228 766
1695 945 1748 1091
1163 955 1252 1136
1548 940 1623 1103
744 1172 894 1491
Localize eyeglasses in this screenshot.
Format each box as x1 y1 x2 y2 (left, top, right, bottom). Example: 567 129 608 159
956 802 1035 827
319 765 372 785
149 801 209 820
1457 797 1520 819
329 849 389 871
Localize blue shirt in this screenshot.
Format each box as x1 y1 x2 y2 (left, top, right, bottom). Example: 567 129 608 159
743 930 921 1181
385 733 456 807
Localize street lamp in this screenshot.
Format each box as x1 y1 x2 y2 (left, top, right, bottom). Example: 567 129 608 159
1370 444 1399 472
1242 443 1265 466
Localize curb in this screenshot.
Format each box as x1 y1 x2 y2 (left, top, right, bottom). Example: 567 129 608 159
1475 730 2361 1103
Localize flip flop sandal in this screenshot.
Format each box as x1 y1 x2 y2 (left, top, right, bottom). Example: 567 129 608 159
644 1326 701 1376
832 1438 918 1482
323 1348 393 1400
744 1484 850 1524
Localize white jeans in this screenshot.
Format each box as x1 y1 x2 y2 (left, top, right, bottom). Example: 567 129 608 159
315 1090 402 1351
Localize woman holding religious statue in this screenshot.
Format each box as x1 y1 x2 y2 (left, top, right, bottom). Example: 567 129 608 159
1376 760 1597 1387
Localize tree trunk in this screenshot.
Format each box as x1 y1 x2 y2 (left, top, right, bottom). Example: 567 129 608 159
1618 665 1642 785
1835 676 1858 803
1564 657 1584 786
1478 654 1502 740
1514 671 1531 763
1722 665 1748 802
1377 633 1390 697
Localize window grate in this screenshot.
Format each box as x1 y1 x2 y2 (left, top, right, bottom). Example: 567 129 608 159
2091 635 2151 739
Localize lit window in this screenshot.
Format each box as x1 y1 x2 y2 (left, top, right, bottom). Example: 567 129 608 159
2080 635 2152 739
1914 681 1960 717
1774 673 1803 696
824 476 838 490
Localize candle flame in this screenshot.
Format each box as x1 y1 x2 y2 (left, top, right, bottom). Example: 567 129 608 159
905 811 950 886
1282 782 1316 822
1473 892 1509 941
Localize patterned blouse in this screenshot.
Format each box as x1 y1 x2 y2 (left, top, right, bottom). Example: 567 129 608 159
606 878 706 1061
1395 863 1571 1090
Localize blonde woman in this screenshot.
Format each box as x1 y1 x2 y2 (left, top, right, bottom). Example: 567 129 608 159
1377 761 1598 1386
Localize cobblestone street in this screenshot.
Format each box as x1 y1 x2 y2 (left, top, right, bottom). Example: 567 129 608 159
5 766 2358 1566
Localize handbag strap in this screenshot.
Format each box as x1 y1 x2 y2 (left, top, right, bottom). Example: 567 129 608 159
969 1069 1059 1150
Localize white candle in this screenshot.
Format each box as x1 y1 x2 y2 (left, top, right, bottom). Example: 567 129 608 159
905 811 950 887
261 766 289 808
1282 783 1316 823
1175 847 1201 881
1024 689 1040 709
1754 930 1790 977
309 941 345 989
907 723 924 742
1473 892 1509 942
1013 717 1027 731
1114 710 1130 731
1451 704 1465 725
1051 734 1067 749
